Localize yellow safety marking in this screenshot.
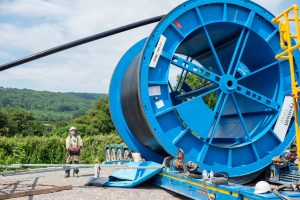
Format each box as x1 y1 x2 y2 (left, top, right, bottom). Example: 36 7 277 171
158 173 239 197
273 4 300 170
232 192 239 197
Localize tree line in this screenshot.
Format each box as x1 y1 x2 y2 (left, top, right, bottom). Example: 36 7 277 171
0 87 105 122
0 97 115 137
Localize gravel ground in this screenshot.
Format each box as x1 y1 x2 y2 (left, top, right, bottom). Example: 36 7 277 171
0 167 189 200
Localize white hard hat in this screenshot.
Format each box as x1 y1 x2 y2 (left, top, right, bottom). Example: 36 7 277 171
69 126 77 131
254 181 271 194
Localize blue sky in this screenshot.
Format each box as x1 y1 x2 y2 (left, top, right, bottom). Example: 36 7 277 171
0 0 299 93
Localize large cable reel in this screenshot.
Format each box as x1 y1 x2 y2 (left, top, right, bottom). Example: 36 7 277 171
109 0 300 182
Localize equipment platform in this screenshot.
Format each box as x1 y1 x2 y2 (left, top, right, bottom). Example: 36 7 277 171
152 170 300 200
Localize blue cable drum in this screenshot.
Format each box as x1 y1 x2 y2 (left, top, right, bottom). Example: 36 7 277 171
109 0 300 181
109 38 165 163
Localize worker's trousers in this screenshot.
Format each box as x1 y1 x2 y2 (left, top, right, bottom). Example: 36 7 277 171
65 160 79 175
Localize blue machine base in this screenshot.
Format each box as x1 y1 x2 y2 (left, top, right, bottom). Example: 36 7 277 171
151 170 300 200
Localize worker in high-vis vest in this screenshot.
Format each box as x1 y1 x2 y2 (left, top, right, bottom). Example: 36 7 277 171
65 126 83 178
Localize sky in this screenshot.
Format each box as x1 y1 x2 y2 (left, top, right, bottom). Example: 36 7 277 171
0 0 299 93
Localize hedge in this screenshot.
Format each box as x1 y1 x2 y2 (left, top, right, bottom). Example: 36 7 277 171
0 134 122 166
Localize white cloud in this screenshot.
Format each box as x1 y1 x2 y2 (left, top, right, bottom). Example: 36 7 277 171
0 0 297 93
252 0 294 14
0 0 184 93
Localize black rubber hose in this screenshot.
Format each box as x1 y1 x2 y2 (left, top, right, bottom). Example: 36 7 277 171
0 15 165 72
273 184 296 200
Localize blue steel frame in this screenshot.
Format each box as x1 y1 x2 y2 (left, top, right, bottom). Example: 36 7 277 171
110 0 300 178
152 170 300 200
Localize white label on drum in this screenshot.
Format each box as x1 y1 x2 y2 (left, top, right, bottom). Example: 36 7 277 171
274 96 294 142
148 86 161 96
155 100 164 109
149 35 166 68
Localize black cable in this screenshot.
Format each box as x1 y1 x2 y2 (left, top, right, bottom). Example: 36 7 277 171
0 15 165 72
273 184 293 200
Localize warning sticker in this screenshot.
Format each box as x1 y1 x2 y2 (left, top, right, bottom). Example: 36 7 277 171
148 86 161 96
273 96 294 142
155 100 165 109
149 35 167 68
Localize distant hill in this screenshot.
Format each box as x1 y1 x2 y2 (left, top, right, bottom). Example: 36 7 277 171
0 87 107 122
66 92 101 100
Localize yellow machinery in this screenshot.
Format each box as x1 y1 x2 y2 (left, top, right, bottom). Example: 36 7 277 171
273 4 300 170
